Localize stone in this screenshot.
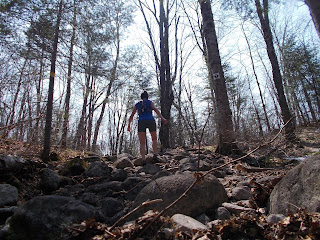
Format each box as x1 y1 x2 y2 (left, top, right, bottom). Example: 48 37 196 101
85 181 123 199
0 155 25 171
216 207 231 220
267 214 286 223
0 206 17 224
0 184 18 207
110 168 128 182
122 177 152 201
196 214 211 224
113 157 134 169
40 168 60 193
99 197 123 218
85 161 112 177
60 157 87 176
269 155 320 215
222 202 255 215
137 164 161 175
171 214 207 234
133 173 228 217
9 195 101 240
117 153 134 160
231 186 252 200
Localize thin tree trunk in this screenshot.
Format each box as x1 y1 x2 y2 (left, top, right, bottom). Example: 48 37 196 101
242 25 271 132
32 49 44 143
300 78 317 122
248 77 263 137
74 74 90 150
254 0 296 142
199 0 238 155
41 0 63 162
61 0 76 149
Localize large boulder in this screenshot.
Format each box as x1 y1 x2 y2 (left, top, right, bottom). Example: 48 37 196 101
269 155 320 215
8 195 101 240
133 173 228 218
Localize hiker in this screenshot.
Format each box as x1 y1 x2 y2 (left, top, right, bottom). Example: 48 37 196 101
127 91 168 165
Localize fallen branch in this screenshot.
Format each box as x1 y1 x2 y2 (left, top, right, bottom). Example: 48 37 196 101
109 198 163 231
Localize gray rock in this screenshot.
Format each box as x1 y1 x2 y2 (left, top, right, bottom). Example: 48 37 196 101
231 186 252 200
99 197 123 218
85 181 123 199
85 161 112 177
57 184 85 197
133 173 228 217
269 155 320 215
121 177 152 201
211 170 226 178
196 213 211 224
40 168 60 193
152 169 171 180
113 157 134 169
216 207 231 220
267 214 286 223
117 153 134 160
0 206 17 224
110 168 128 182
0 155 25 171
0 184 18 207
138 164 161 175
171 214 207 234
9 195 101 240
222 202 255 215
179 160 211 172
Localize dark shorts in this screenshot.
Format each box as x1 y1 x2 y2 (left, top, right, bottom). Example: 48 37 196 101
138 119 156 132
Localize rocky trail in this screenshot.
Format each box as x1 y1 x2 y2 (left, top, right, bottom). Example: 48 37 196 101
0 126 320 239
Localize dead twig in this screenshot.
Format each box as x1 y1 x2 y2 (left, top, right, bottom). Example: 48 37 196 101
109 199 163 231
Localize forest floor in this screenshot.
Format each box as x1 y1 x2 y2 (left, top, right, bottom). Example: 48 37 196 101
1 124 320 239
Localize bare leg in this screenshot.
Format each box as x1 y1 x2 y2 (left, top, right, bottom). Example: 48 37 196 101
150 131 158 154
138 131 147 160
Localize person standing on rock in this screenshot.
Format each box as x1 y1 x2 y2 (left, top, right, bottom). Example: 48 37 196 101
127 91 167 165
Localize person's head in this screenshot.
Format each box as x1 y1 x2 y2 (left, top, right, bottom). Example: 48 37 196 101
141 91 148 99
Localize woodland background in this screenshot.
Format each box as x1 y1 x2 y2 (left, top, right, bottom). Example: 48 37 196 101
0 0 319 159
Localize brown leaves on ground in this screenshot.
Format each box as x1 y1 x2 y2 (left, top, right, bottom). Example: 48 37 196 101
214 209 320 240
61 209 320 240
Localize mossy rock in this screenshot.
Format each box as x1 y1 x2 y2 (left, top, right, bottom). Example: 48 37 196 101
60 157 88 176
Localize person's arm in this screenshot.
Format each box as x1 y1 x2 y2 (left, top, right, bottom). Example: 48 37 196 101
127 106 137 131
151 102 168 124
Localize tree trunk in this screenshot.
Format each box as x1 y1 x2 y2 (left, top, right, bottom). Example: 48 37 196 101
74 74 90 150
41 0 63 162
305 0 320 38
254 0 296 142
61 0 76 149
199 0 238 155
159 0 173 149
242 25 271 132
33 49 44 143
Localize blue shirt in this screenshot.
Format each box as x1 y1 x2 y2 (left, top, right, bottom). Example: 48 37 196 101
135 99 155 121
